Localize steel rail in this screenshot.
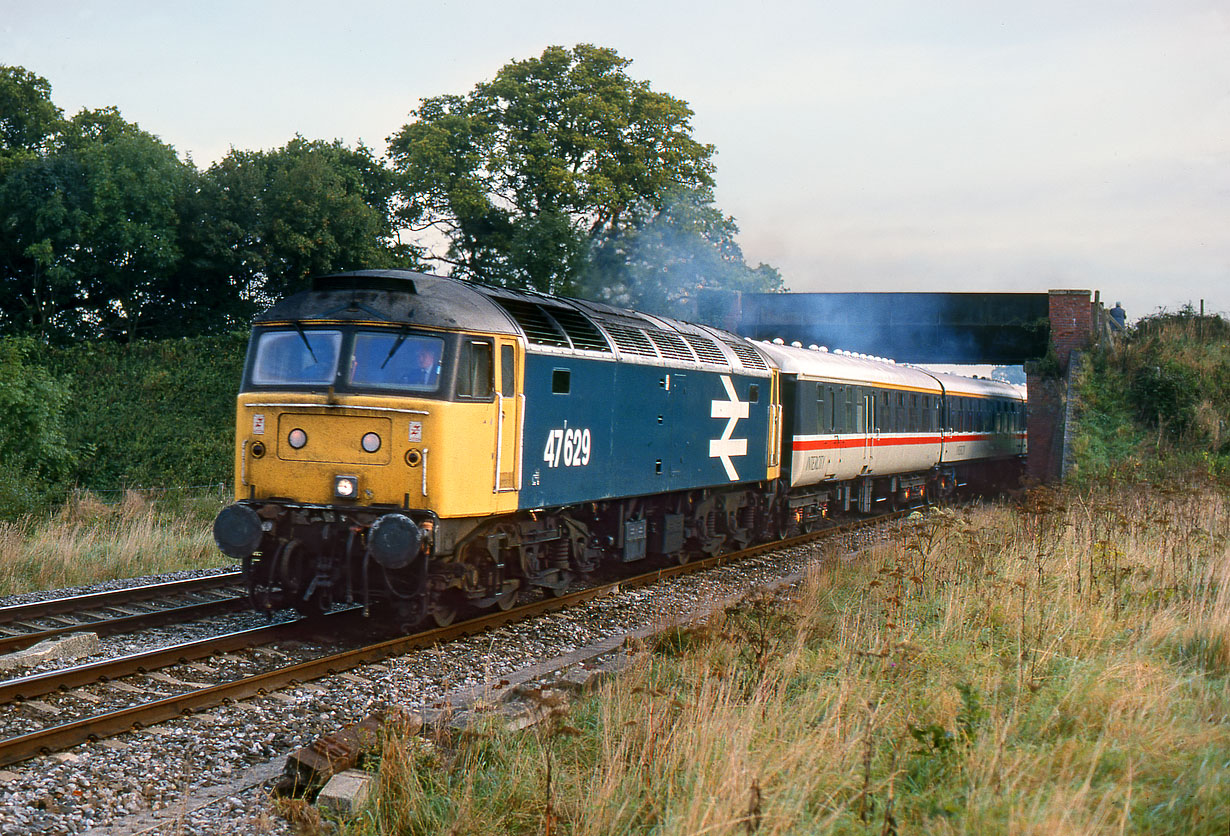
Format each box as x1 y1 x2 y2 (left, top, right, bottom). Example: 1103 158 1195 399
0 572 245 625
0 595 250 656
0 510 907 767
0 621 306 705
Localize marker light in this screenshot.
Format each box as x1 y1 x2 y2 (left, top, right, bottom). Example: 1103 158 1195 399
334 476 358 499
288 428 308 449
361 432 382 453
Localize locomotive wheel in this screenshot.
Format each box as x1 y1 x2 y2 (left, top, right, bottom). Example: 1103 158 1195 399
547 571 573 597
294 596 327 619
495 587 518 611
430 592 460 627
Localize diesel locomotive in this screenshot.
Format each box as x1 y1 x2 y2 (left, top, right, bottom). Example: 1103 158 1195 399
213 269 1025 624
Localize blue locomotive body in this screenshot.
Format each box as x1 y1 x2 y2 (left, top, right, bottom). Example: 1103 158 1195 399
518 353 774 509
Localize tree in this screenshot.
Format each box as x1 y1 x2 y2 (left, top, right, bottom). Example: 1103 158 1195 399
388 44 716 295
0 66 63 168
171 136 420 334
580 186 784 313
0 107 196 340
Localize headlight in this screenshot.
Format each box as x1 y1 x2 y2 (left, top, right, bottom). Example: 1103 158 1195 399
288 428 308 449
361 432 381 453
334 475 358 499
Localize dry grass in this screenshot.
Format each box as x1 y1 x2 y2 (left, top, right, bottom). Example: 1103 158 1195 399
0 489 228 596
345 485 1230 835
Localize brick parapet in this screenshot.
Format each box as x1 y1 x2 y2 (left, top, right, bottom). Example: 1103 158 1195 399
1048 289 1093 371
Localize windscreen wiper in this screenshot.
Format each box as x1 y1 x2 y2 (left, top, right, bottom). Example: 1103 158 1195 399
293 321 318 363
380 325 411 370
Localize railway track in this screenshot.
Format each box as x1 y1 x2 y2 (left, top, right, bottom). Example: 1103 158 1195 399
0 511 906 767
0 572 247 655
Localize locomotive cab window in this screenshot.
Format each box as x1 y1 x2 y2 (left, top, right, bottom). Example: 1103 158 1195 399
456 339 494 399
250 329 342 386
551 369 571 394
350 330 444 391
748 384 759 403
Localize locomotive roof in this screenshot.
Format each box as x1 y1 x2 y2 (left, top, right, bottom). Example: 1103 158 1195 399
256 269 773 375
253 269 522 336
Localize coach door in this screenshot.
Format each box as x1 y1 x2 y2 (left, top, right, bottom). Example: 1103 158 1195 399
494 339 522 493
860 389 875 469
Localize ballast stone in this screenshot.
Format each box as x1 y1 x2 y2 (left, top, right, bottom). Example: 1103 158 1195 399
0 631 99 672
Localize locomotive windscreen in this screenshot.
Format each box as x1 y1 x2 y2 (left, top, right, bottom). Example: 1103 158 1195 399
250 329 342 385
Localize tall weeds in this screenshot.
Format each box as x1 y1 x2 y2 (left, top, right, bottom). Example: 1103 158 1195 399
349 485 1230 835
0 489 226 596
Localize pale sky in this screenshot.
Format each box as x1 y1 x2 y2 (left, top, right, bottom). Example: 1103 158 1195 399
4 0 1227 321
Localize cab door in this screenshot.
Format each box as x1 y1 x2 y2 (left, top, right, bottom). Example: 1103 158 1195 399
494 338 523 493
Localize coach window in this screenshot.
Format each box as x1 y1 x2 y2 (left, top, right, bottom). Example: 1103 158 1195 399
845 387 855 433
829 387 838 432
456 339 494 399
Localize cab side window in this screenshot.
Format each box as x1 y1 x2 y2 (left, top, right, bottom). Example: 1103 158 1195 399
457 339 494 399
500 344 515 397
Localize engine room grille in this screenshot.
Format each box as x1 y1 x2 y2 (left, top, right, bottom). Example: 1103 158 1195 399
724 340 769 371
491 299 570 348
604 325 658 358
547 306 611 352
682 335 728 366
647 330 697 363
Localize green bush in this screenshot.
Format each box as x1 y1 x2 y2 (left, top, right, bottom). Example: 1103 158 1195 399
44 332 248 490
0 332 248 519
1071 311 1230 483
0 338 79 517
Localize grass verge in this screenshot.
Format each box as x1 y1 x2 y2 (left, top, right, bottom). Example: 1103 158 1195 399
344 485 1230 835
0 489 229 597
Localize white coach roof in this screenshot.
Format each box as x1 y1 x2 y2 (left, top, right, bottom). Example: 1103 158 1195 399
755 340 1026 401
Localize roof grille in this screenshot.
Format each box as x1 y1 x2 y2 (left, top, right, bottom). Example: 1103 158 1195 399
683 334 728 366
546 306 611 352
725 340 769 371
647 331 696 363
492 299 570 348
604 325 658 358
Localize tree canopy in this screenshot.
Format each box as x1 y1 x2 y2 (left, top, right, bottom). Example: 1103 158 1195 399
387 44 778 304
1 48 781 343
0 67 414 342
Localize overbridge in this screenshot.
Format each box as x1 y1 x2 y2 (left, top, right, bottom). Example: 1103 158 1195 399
678 288 1113 484
695 291 1051 365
